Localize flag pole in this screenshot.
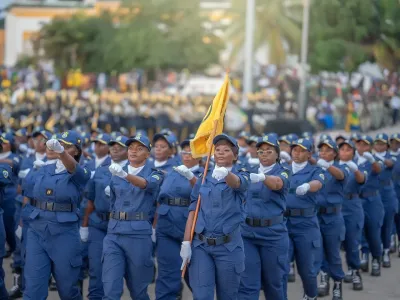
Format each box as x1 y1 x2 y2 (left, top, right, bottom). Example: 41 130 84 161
181 119 219 277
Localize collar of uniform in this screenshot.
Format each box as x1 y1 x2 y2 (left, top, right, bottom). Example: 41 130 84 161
259 163 276 174
35 152 46 161
0 152 11 160
291 161 310 175
95 155 109 169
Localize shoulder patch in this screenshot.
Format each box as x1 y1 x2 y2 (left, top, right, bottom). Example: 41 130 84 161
281 171 289 179
2 170 8 179
239 168 247 172
152 174 160 180
319 173 325 180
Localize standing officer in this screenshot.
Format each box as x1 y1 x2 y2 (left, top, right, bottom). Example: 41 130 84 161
338 140 365 291
286 138 324 300
155 139 203 300
180 134 250 300
356 135 384 277
102 135 164 300
23 131 90 299
315 139 348 300
239 135 290 300
372 133 397 268
82 135 128 300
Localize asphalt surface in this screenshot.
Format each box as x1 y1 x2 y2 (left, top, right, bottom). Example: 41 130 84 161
5 124 400 299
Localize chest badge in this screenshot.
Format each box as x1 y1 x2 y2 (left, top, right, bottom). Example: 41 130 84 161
46 189 54 196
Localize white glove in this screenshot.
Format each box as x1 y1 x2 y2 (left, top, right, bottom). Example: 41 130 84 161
46 139 64 154
18 169 30 179
296 183 311 196
280 151 291 163
249 173 266 183
317 159 330 169
79 226 89 242
180 241 192 270
19 144 28 153
212 166 229 181
27 148 36 156
15 225 22 240
174 165 194 180
151 227 156 243
104 185 111 196
345 161 358 172
363 152 375 163
109 163 128 178
33 160 46 169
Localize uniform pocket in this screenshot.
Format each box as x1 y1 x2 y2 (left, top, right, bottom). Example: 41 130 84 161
70 255 82 268
312 239 321 249
234 261 245 275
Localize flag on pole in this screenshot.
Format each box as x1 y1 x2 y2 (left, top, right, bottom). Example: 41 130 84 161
190 74 230 158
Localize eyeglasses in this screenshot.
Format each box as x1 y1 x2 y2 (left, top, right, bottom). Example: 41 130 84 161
257 150 275 155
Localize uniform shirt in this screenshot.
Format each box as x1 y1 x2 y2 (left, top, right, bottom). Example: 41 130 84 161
358 157 383 200
374 152 397 204
241 163 290 241
0 152 20 202
189 166 250 244
29 163 90 235
0 165 12 257
391 151 400 198
317 161 349 207
149 158 176 175
156 166 204 239
244 155 260 174
108 164 164 235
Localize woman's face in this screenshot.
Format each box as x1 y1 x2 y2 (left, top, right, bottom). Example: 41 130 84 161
257 144 278 166
181 145 199 169
110 144 127 162
154 139 171 161
214 142 237 167
128 142 150 165
279 141 291 153
355 141 371 155
318 144 336 161
373 141 388 153
338 144 354 162
291 146 310 163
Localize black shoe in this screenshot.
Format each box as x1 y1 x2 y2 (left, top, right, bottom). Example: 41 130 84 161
371 258 381 277
8 273 23 299
288 262 296 283
318 272 330 297
382 250 391 268
343 269 353 283
352 270 363 291
360 253 369 272
332 281 343 300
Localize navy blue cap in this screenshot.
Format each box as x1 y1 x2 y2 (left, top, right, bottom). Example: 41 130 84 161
35 130 52 140
319 133 332 142
80 132 91 144
288 133 299 140
256 135 279 148
58 130 83 147
180 139 191 149
153 133 175 148
237 131 250 140
350 132 361 140
247 135 259 145
109 135 128 148
92 133 112 145
135 129 148 137
213 134 239 149
32 126 45 137
357 135 373 145
0 132 14 145
335 134 347 141
338 139 356 149
390 133 400 142
126 134 151 151
15 128 28 137
291 138 313 152
318 139 338 151
374 133 389 144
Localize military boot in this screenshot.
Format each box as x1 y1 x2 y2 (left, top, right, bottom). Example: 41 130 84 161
352 270 363 291
318 272 330 297
332 281 343 300
360 253 369 272
371 258 381 276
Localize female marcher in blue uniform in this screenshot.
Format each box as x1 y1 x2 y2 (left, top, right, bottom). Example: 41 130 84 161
356 135 384 277
82 135 128 300
151 133 177 174
101 135 164 300
155 139 203 300
314 139 349 300
243 136 259 173
180 134 250 300
238 135 290 300
23 130 90 300
338 140 366 291
372 133 397 268
285 138 324 300
390 134 400 256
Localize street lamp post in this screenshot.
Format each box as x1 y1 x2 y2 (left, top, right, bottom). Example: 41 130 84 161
242 0 255 108
298 0 310 120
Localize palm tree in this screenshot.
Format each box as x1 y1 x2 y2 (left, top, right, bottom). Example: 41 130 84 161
225 0 303 66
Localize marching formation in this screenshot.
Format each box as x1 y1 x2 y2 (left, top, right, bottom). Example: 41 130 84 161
0 126 398 300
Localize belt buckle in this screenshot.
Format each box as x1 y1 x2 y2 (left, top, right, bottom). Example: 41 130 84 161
46 202 54 211
120 211 126 220
207 237 217 246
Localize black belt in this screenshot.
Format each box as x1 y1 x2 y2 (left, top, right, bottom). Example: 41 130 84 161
161 197 190 207
319 205 342 215
345 194 358 200
285 207 315 217
110 211 148 221
196 233 231 246
31 199 77 212
245 215 284 227
380 180 392 187
96 212 110 221
360 191 378 199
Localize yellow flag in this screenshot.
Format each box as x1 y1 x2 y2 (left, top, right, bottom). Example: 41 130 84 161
190 74 230 158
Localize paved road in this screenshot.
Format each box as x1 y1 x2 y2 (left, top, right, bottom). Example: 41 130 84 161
5 124 400 299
